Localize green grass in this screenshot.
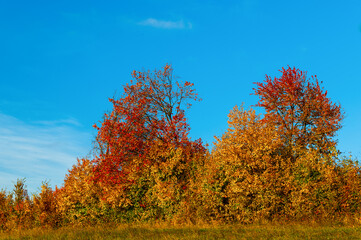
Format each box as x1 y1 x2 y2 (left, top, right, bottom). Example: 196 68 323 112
1 223 361 240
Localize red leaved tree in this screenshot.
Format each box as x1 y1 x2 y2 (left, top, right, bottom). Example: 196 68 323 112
253 66 344 161
92 64 204 186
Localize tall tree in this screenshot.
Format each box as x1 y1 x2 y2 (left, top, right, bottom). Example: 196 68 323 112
253 66 344 160
92 64 203 185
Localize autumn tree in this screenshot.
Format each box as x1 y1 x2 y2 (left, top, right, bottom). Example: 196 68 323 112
203 105 290 222
200 68 352 223
33 181 59 227
253 66 344 161
92 64 205 199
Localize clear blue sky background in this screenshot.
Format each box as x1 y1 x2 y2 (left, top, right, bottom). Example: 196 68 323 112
1 0 360 193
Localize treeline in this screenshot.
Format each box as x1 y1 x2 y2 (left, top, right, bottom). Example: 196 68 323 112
1 65 360 231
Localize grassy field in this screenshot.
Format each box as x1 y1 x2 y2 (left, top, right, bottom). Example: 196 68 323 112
1 223 361 240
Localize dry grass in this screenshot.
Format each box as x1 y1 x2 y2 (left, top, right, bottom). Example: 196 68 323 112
1 222 361 240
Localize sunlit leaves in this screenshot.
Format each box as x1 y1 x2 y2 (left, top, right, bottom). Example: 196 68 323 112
253 66 344 160
203 105 288 222
1 65 360 230
92 64 203 187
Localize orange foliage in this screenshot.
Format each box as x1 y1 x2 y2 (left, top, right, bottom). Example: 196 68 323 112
1 65 361 230
56 158 104 224
33 181 60 227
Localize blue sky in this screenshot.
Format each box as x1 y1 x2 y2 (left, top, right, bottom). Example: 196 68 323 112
1 0 360 193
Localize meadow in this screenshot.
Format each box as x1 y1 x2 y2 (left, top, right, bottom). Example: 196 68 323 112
1 222 361 240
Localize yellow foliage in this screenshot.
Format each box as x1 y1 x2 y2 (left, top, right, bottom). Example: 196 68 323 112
56 158 105 224
201 105 285 222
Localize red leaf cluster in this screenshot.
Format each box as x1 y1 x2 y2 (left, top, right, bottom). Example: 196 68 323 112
253 66 343 159
92 64 204 186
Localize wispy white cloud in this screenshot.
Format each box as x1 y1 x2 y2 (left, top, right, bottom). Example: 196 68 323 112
0 113 91 194
33 117 82 127
139 18 192 29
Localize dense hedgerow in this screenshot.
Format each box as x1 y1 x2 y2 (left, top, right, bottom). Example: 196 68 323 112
1 65 360 232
